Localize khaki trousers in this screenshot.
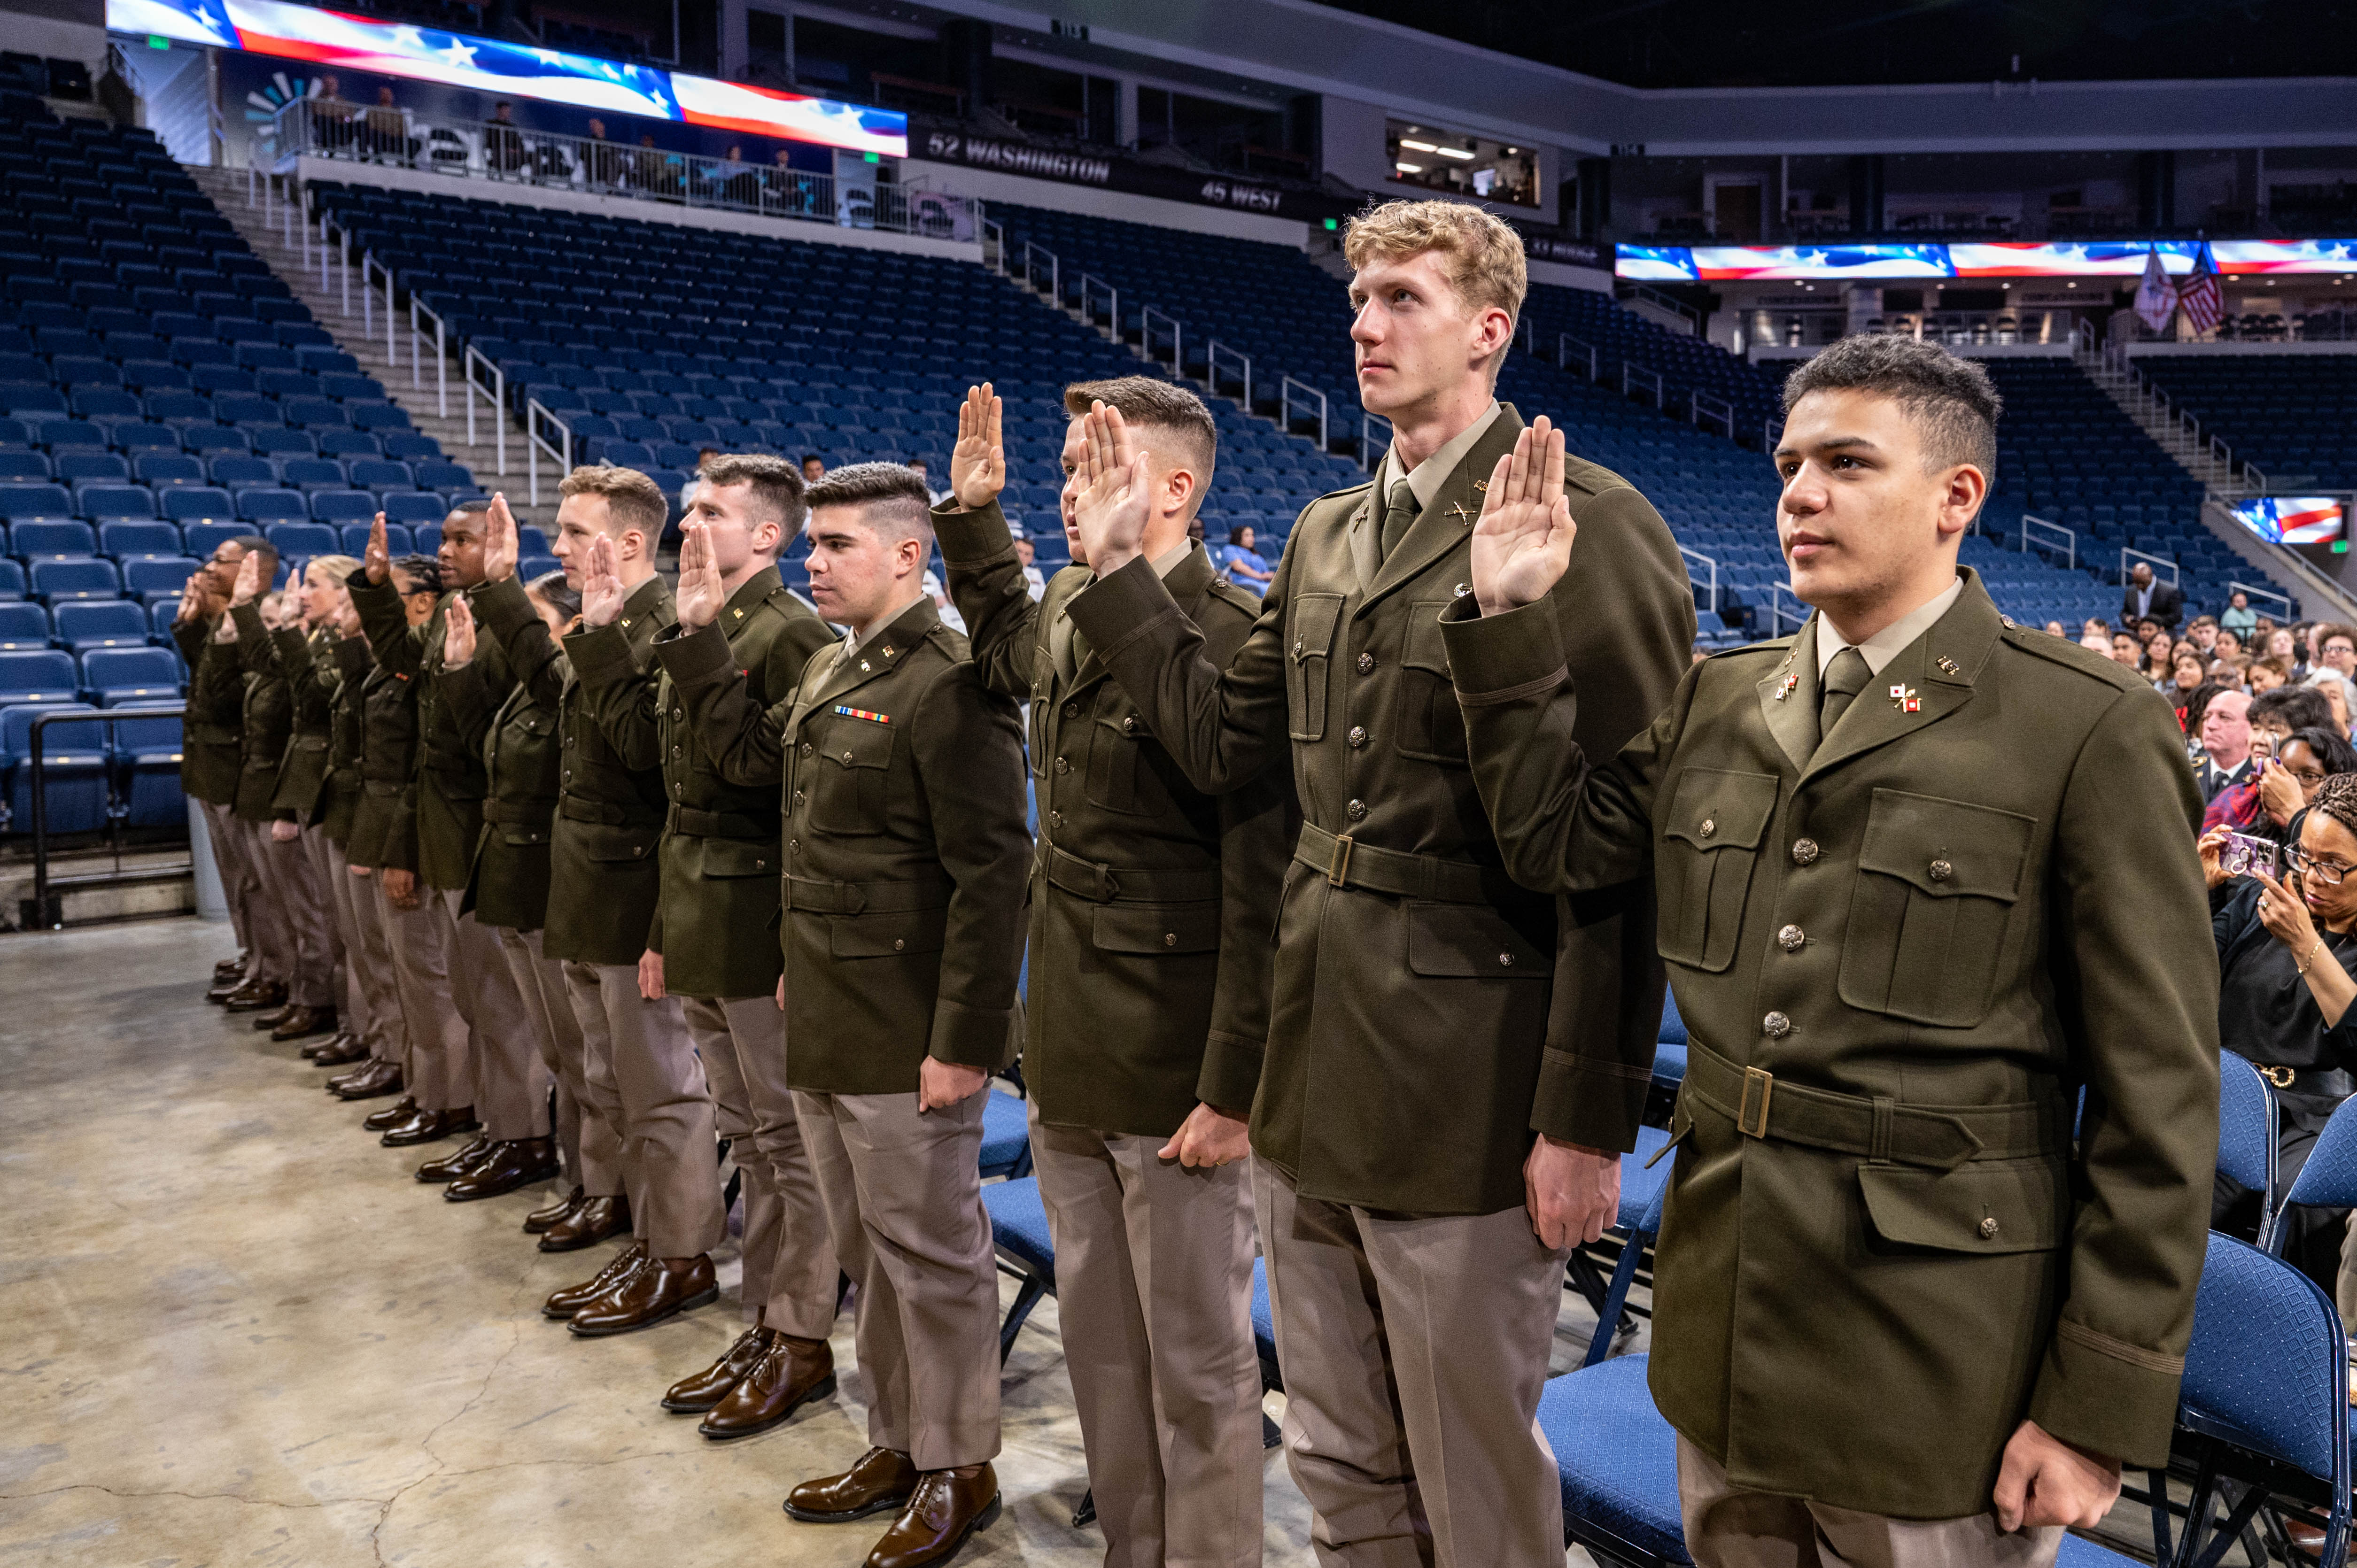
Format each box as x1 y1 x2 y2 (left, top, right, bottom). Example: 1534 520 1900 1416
250 820 335 1008
797 1087 1000 1472
1032 1108 1264 1568
436 887 549 1142
499 927 622 1195
377 876 471 1112
562 961 721 1259
299 826 357 1024
1257 1160 1571 1568
1676 1435 2064 1568
200 798 255 954
682 993 838 1338
231 817 299 990
327 857 401 1063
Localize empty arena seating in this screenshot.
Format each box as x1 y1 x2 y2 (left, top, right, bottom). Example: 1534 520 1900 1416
2135 354 2357 491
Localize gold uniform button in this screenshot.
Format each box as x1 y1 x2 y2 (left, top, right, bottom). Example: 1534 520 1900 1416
1054 756 1070 774
1929 858 1953 882
842 750 854 762
800 742 813 757
1164 933 1177 947
1792 838 1820 866
1777 924 1805 952
1698 818 1716 839
1062 702 1080 719
1978 1216 2000 1239
1123 716 1138 734
1357 652 1374 674
892 938 905 951
1347 725 1367 748
788 838 799 850
1498 951 1514 967
1763 1011 1791 1038
1346 799 1368 821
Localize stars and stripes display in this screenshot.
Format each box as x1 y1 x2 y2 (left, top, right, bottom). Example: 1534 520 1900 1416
2179 247 2226 337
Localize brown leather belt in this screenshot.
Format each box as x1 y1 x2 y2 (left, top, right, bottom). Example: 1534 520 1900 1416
1293 822 1504 906
667 803 776 840
482 798 556 825
1037 841 1219 904
783 872 950 915
1684 1039 2062 1171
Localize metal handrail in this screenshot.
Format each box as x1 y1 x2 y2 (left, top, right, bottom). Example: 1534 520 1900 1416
1768 579 1808 635
1691 389 1734 440
1622 361 1665 409
1140 307 1182 377
2020 513 2076 570
2231 580 2295 621
2244 458 2269 496
1679 545 1719 614
464 344 507 475
1558 332 1598 381
410 295 449 418
359 249 397 361
1206 341 1251 411
1280 377 1328 453
320 212 353 317
1019 240 1060 301
1076 273 1118 334
1764 416 1785 454
1359 410 1393 471
982 218 1004 274
17 706 192 930
2120 545 2181 587
525 398 573 507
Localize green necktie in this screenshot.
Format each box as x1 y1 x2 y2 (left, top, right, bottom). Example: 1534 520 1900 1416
1379 480 1418 560
1817 646 1872 749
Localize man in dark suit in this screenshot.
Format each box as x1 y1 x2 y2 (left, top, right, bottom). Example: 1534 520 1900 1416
2121 562 2184 631
2198 689 2256 803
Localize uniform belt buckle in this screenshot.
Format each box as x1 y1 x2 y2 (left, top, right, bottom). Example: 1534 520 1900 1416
1326 832 1355 888
2260 1065 2296 1089
1737 1066 1775 1139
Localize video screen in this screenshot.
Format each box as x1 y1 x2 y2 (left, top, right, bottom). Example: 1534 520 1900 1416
2229 496 2347 547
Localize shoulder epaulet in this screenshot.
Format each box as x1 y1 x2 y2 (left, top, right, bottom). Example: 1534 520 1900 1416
1205 575 1264 618
1562 453 1637 500
1704 634 1796 662
1311 478 1374 505
1999 622 2150 691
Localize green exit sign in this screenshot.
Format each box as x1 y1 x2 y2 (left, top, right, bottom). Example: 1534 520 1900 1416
2334 540 2349 554
147 34 171 47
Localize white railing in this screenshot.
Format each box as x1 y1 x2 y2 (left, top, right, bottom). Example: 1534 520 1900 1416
2244 458 2269 496
1768 580 1808 635
1679 545 1719 615
2232 580 2295 621
1623 361 1665 409
2120 545 2181 587
1076 274 1118 335
318 212 353 317
1360 410 1393 471
358 250 396 362
981 218 1004 273
1691 389 1734 440
1280 378 1328 454
1206 341 1251 412
464 345 506 475
1558 332 1598 381
2020 513 2076 570
1764 416 1784 454
1018 240 1060 301
1140 307 1182 377
409 295 449 418
525 399 572 507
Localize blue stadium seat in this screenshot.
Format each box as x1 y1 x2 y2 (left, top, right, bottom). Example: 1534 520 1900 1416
181 521 244 560
136 453 207 488
0 452 51 481
30 559 121 602
38 420 109 452
181 426 251 456
265 522 337 557
163 489 238 527
0 561 25 601
209 455 277 491
279 456 344 490
1 701 108 835
52 602 149 652
13 521 98 560
124 558 200 602
237 488 307 525
112 707 185 826
381 493 445 526
250 427 317 458
318 430 381 458
54 453 129 486
0 649 81 703
348 459 412 492
310 490 378 527
0 603 50 649
0 484 75 524
82 646 182 705
414 460 473 491
98 521 182 560
79 486 155 523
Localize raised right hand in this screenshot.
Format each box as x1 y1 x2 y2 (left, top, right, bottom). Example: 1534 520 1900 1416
442 595 477 669
230 549 263 607
481 493 519 583
1471 416 1575 617
364 511 391 584
579 533 624 628
176 574 203 622
949 382 1005 510
1071 402 1152 575
674 520 725 630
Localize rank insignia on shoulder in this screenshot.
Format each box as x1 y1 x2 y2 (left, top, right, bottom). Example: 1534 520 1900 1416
834 705 890 725
1936 655 1961 674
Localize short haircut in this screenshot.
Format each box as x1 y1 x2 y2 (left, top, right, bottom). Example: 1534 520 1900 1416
306 553 360 584
2190 613 2218 629
390 553 443 594
2255 684 2336 733
2254 657 2291 683
698 452 808 537
559 463 667 540
2289 726 2357 777
2319 622 2357 652
800 453 822 465
806 462 932 542
448 497 494 519
1344 198 1527 333
1781 334 2003 482
1062 376 1218 506
526 569 581 624
230 533 279 578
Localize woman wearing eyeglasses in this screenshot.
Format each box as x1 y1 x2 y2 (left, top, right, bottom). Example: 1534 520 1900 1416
2201 770 2357 1301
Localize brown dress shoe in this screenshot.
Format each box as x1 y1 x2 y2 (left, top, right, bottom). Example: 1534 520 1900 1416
784 1447 920 1523
300 1031 348 1060
539 1194 631 1252
524 1185 585 1235
568 1254 718 1337
544 1244 646 1319
381 1105 480 1147
270 1004 338 1042
205 972 248 1003
446 1138 560 1201
337 1062 404 1100
361 1093 419 1130
415 1134 494 1182
661 1325 774 1414
212 955 248 981
313 1034 371 1067
700 1334 835 1439
222 979 288 1013
249 1002 296 1031
864 1466 1000 1568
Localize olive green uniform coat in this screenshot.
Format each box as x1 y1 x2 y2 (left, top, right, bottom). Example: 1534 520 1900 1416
939 498 1288 1136
572 565 834 999
344 649 421 874
470 572 672 966
1063 406 1694 1213
1439 569 2218 1518
321 637 372 846
172 615 243 806
264 622 339 821
229 603 294 823
444 649 564 935
655 595 1031 1095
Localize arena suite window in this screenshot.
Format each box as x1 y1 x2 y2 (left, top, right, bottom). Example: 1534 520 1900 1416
1385 120 1535 207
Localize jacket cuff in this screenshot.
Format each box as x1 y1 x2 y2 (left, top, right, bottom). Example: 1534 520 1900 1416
932 496 1016 567
469 573 536 643
2025 1318 2185 1468
1529 1048 1649 1153
1194 1031 1265 1115
1440 595 1569 704
230 600 268 643
566 620 638 691
333 636 373 676
1066 553 1184 663
652 620 737 687
928 997 1013 1072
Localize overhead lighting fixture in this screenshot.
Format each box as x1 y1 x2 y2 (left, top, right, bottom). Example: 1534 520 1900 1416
1399 139 1438 153
1396 162 1423 174
1436 146 1475 160
2066 280 2077 288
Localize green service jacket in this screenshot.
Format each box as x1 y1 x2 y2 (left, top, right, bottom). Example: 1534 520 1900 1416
939 497 1290 1139
655 595 1032 1096
172 615 244 806
1062 405 1694 1215
574 565 834 999
472 570 671 966
447 650 563 934
321 635 372 846
345 657 420 873
1438 569 2218 1516
229 602 293 823
349 570 517 892
264 624 340 820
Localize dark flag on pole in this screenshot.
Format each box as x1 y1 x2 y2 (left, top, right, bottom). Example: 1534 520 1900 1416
2180 244 2225 336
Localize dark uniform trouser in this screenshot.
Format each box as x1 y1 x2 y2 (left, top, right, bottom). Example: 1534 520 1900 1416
435 887 550 1142
249 820 335 1008
681 993 838 1337
562 961 722 1259
199 799 254 954
378 877 471 1111
498 926 624 1196
324 851 400 1063
1257 1159 1571 1568
1031 1104 1264 1568
231 817 301 992
797 1086 1001 1473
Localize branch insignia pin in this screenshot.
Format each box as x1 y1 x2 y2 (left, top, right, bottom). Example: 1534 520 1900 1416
1889 683 1921 713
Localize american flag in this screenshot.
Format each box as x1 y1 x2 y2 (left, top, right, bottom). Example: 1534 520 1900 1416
2180 246 2225 336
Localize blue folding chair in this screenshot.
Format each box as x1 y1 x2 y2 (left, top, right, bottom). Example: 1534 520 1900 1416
979 1088 1033 1180
2216 1053 2278 1249
981 1175 1054 1366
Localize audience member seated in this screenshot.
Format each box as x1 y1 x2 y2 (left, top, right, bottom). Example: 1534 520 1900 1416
2209 687 2344 836
2204 772 2357 1298
1215 524 1273 595
2197 690 2256 802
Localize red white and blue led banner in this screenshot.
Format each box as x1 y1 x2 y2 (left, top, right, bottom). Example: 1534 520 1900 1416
2230 497 2348 548
109 0 908 156
1618 239 2357 282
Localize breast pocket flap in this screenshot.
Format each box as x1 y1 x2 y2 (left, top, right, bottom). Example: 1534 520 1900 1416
1662 767 1780 852
1857 789 2034 901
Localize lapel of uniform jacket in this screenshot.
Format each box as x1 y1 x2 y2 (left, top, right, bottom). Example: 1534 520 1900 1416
1070 541 1218 697
1357 405 1524 618
719 564 783 645
1756 619 1820 774
1345 487 1379 596
787 595 939 736
1799 570 2000 786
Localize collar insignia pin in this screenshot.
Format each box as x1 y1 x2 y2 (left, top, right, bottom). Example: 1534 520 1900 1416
1448 502 1473 523
1471 479 1489 492
1776 672 1798 700
1936 655 1960 675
